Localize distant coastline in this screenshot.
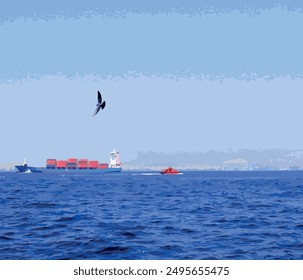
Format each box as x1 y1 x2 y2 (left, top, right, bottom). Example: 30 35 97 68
0 162 20 172
124 149 303 171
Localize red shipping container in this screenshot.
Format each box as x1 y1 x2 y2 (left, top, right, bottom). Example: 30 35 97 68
46 159 57 165
79 159 89 169
67 158 78 163
67 158 78 169
99 163 109 169
57 160 67 168
89 160 99 169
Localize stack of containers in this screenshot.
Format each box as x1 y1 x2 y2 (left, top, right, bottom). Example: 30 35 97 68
67 158 78 169
57 160 67 169
99 163 109 169
89 160 99 169
46 159 57 169
79 159 89 169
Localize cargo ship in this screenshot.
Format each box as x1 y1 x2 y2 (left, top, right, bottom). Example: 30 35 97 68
15 149 122 173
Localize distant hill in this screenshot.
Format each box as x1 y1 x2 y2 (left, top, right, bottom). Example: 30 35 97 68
0 162 19 171
124 149 303 170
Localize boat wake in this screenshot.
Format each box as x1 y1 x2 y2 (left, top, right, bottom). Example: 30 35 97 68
132 173 160 176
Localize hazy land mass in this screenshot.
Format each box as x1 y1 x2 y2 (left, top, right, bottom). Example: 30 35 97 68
123 149 303 171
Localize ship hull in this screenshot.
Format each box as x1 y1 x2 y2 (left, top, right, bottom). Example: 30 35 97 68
15 165 43 173
15 166 122 173
160 172 182 175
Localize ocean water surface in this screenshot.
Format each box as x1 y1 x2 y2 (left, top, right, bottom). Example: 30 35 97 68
0 171 302 260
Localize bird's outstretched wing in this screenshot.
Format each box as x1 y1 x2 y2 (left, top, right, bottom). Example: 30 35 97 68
101 101 106 110
93 105 101 116
97 91 102 104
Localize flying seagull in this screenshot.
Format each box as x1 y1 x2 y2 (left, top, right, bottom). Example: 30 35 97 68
93 91 106 116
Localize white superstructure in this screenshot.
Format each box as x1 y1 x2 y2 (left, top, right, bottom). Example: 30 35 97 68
110 149 122 168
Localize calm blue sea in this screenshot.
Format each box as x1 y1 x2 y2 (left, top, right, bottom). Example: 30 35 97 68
0 171 303 260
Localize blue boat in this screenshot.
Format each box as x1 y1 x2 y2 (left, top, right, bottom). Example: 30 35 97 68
15 161 43 173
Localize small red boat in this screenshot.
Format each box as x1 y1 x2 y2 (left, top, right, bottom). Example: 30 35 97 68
160 166 182 175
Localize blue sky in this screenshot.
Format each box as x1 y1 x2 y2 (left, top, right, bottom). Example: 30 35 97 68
1 1 303 164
